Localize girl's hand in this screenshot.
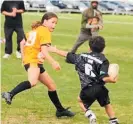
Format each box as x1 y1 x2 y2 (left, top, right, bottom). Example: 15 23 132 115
37 52 45 63
52 61 61 71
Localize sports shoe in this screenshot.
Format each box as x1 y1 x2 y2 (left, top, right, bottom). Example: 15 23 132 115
1 92 13 105
16 51 21 59
109 121 119 124
56 107 75 118
90 118 97 124
3 54 10 59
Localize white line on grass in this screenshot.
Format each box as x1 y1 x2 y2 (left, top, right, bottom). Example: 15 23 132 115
0 26 132 39
24 13 133 25
0 27 132 39
53 33 133 39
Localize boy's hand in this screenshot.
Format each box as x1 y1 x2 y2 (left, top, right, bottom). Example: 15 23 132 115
52 61 61 71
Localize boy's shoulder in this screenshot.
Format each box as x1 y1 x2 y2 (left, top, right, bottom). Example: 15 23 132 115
87 52 108 62
99 53 108 62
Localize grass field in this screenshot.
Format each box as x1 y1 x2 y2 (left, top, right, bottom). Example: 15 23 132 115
1 13 133 124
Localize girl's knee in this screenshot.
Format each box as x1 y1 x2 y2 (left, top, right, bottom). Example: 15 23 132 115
29 80 38 87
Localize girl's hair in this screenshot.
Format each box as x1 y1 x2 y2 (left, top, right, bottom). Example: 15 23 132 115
31 21 41 29
31 12 58 29
41 12 58 24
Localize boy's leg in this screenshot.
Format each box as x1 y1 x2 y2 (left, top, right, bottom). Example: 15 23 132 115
77 96 87 112
85 109 97 124
80 87 97 124
39 71 75 117
97 86 119 124
105 104 115 118
2 66 40 105
105 104 119 124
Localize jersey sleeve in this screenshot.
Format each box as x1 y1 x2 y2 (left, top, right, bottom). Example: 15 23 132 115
66 52 80 64
39 28 51 46
99 59 109 80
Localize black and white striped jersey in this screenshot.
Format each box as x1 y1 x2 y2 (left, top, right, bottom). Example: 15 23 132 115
66 52 109 89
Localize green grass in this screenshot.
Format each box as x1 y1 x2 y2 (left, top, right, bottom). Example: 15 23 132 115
1 13 133 124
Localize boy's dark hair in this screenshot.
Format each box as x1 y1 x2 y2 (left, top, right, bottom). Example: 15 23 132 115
89 36 105 53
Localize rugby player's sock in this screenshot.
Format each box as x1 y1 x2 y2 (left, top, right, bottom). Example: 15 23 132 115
109 118 119 124
85 109 96 119
10 81 31 98
48 90 65 112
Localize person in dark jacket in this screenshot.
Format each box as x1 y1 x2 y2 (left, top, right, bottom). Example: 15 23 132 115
70 0 103 53
1 0 25 59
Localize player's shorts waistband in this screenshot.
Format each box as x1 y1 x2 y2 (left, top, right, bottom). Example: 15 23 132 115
24 63 45 74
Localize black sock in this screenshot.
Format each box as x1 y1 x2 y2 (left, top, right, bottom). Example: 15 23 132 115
109 118 117 120
48 90 65 112
10 81 31 98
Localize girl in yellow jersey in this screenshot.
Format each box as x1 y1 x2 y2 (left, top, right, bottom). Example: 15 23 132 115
2 12 75 117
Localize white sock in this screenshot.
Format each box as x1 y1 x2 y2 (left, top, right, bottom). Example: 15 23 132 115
85 109 96 120
109 118 119 124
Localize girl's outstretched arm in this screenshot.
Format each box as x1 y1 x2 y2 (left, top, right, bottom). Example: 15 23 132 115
48 46 68 57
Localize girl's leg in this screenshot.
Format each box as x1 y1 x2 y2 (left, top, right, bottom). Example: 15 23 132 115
38 71 75 117
38 71 64 111
2 67 40 105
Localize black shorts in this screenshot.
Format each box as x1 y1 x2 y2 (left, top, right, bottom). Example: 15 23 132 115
24 63 45 74
80 85 110 109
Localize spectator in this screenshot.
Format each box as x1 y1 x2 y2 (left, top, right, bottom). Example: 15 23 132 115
86 16 100 37
1 0 25 59
70 0 103 53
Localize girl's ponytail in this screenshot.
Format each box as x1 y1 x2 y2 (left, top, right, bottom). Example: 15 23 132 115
31 21 42 29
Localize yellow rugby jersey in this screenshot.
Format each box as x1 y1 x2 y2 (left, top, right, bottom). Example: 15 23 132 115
23 26 51 65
